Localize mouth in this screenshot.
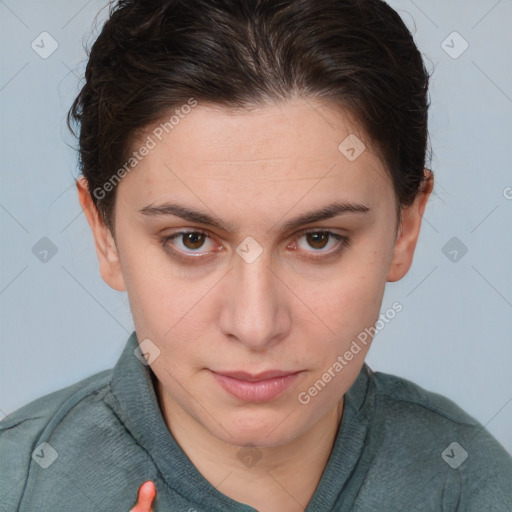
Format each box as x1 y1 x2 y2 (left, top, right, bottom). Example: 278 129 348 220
209 369 302 403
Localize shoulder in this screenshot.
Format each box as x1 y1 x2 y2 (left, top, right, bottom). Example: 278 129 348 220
0 370 113 509
1 369 112 431
371 369 480 426
366 369 512 510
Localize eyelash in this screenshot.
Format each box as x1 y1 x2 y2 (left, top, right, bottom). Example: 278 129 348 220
157 229 350 264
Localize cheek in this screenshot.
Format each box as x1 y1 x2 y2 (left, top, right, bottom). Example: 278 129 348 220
118 247 178 344
122 262 221 377
305 245 390 331
294 234 392 367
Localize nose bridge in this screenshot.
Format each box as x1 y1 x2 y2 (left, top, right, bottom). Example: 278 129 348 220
221 244 286 348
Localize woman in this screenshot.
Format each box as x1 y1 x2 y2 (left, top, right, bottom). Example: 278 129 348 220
1 0 511 511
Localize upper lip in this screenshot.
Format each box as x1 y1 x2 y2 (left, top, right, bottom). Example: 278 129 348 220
211 369 301 382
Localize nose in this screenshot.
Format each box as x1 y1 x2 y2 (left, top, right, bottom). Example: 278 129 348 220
218 246 291 351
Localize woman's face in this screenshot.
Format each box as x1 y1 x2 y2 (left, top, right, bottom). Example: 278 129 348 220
81 98 425 448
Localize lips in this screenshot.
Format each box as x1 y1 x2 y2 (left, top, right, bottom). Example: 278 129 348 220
214 369 299 382
210 369 302 402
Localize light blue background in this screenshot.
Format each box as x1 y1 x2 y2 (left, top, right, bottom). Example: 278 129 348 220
1 0 511 454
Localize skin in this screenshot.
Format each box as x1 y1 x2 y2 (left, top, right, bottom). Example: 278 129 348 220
78 97 433 512
130 481 156 512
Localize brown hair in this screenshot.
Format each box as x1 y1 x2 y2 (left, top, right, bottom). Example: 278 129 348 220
68 0 433 236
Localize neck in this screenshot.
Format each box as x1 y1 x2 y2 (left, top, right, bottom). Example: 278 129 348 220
157 381 344 512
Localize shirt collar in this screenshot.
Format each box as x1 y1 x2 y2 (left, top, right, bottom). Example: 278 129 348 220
106 331 376 511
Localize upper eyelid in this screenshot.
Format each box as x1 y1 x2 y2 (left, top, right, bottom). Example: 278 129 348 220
167 227 343 238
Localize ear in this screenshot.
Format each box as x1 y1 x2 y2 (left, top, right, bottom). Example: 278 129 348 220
76 176 126 292
387 169 434 282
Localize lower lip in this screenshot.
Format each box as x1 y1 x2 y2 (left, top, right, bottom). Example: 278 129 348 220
211 371 301 402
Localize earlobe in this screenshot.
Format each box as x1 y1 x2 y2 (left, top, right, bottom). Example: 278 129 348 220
76 177 127 292
386 170 434 283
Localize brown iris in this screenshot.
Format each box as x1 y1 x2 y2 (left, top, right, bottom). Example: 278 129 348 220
182 232 207 250
306 232 329 250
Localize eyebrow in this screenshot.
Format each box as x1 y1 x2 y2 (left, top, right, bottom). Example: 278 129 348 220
138 200 371 232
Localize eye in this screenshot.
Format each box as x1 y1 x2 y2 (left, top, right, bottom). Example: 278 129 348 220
290 230 350 260
158 230 221 262
158 229 350 264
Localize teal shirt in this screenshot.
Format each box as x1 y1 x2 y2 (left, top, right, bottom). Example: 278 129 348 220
1 331 511 511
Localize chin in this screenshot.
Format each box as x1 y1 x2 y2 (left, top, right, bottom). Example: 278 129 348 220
204 407 306 448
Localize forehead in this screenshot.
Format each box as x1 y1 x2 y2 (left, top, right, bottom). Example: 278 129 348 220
119 98 393 211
